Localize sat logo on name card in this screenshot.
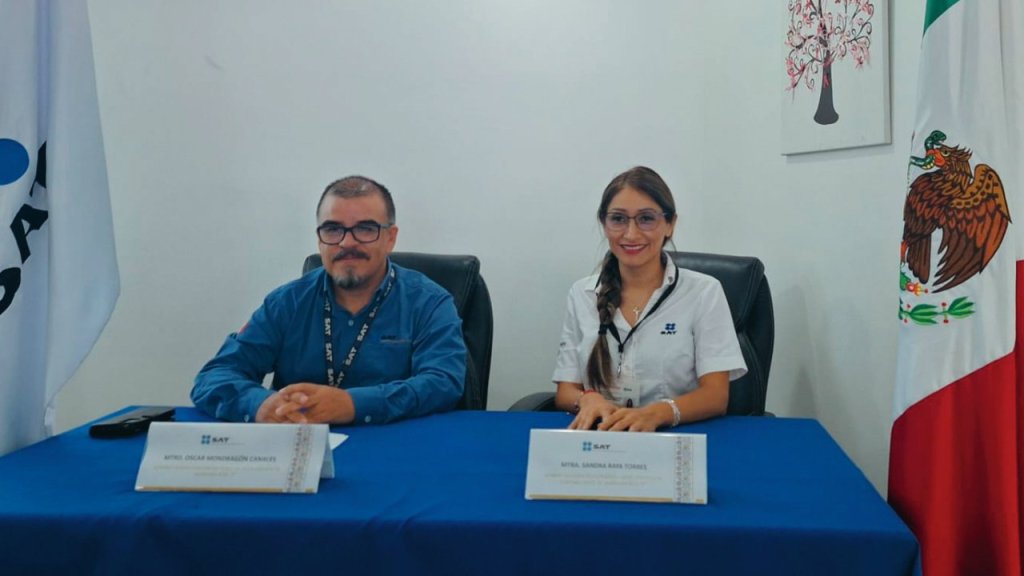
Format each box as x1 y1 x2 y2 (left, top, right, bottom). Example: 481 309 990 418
200 435 231 445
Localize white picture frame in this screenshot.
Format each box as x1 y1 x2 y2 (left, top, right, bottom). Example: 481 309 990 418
781 0 891 155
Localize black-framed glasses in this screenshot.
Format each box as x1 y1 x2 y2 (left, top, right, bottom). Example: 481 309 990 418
316 221 391 245
602 211 671 232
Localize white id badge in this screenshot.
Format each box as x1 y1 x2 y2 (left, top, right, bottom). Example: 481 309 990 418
617 369 642 408
619 384 641 408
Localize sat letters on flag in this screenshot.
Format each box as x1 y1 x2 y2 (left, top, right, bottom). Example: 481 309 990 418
0 0 118 455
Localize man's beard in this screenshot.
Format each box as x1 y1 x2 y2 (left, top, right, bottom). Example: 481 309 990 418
330 248 371 290
332 268 367 290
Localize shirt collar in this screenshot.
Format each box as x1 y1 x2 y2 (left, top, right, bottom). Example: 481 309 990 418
587 252 677 294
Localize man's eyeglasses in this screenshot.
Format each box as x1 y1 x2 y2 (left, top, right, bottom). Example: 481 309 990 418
602 211 671 232
316 221 391 245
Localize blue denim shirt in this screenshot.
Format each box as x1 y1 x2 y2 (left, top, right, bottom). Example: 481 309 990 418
191 261 466 424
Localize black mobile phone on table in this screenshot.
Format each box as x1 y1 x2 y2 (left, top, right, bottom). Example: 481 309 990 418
88 406 176 438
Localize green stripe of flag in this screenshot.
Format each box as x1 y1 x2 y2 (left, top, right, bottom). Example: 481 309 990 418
924 0 961 34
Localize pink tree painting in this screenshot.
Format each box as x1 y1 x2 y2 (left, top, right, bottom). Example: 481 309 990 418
785 0 875 125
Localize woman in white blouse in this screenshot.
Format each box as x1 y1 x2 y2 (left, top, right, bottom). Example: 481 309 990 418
552 166 747 431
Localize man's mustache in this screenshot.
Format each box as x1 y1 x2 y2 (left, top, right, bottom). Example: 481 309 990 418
333 248 370 261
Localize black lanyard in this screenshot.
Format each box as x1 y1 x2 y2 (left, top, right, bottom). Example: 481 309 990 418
323 266 396 388
600 270 679 377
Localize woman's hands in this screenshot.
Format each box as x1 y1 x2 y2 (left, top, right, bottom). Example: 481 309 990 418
561 383 675 432
593 402 675 432
556 381 695 432
568 391 618 430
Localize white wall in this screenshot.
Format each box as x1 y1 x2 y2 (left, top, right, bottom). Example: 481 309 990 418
59 0 923 493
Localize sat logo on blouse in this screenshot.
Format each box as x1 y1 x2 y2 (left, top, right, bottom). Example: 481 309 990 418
660 323 677 335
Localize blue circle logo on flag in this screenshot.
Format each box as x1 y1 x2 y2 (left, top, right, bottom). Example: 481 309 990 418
0 138 30 186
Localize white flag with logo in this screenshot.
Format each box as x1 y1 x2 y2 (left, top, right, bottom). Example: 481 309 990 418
0 1 119 454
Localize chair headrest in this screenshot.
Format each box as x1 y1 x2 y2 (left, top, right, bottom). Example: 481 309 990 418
389 252 481 317
669 251 766 328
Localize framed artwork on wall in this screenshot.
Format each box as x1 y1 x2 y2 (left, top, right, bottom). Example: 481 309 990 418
781 0 890 155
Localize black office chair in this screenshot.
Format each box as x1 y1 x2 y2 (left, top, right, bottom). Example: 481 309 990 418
509 251 774 416
303 252 494 410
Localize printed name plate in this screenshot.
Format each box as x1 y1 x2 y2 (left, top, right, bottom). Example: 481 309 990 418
525 429 707 504
135 422 334 494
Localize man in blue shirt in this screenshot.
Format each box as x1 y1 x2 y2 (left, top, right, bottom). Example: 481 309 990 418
191 176 466 425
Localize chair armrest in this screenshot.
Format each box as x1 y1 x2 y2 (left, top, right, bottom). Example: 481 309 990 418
508 392 558 412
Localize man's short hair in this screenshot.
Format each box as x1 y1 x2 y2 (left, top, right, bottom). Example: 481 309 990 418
317 176 396 224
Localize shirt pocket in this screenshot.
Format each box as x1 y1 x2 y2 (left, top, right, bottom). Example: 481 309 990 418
375 337 413 380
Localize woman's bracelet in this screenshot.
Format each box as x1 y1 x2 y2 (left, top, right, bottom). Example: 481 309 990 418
659 398 681 427
572 389 599 414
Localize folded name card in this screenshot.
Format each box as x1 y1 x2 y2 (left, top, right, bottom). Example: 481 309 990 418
525 429 707 504
135 422 334 494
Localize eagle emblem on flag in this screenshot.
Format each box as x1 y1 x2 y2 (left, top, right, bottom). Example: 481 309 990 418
901 130 1011 293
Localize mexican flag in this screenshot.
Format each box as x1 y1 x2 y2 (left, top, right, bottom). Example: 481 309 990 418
0 1 119 454
891 1 1024 575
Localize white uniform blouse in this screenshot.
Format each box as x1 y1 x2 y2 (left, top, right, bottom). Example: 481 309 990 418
551 257 747 407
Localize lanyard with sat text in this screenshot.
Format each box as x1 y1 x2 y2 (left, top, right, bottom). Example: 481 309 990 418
323 266 396 388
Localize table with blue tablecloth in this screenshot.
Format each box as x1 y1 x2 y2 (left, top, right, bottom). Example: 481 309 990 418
0 408 919 575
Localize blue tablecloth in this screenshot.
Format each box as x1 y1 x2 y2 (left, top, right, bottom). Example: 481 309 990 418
0 409 919 575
